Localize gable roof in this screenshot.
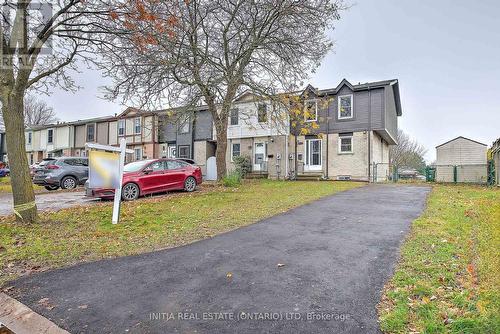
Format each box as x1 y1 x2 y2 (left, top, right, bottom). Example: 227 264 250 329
436 136 487 148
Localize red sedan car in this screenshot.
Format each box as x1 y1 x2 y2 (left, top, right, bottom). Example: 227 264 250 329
86 159 202 200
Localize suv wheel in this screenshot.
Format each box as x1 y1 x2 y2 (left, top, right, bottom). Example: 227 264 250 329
184 176 197 192
44 185 59 191
61 176 77 189
122 183 139 201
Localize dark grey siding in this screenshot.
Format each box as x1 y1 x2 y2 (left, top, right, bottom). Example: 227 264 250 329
293 86 386 135
383 86 398 140
194 109 213 141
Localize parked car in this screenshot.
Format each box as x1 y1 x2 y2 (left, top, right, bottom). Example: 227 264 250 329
85 158 202 200
176 158 196 165
0 167 9 177
33 157 88 190
30 158 56 177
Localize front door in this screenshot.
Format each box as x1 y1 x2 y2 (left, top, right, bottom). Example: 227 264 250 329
253 142 267 171
304 139 322 172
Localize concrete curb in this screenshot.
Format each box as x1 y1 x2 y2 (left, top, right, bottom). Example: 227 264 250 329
0 293 70 334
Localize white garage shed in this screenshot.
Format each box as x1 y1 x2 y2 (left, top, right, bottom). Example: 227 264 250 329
435 136 487 183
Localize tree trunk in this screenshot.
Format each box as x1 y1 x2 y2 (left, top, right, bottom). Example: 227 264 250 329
215 121 228 181
3 91 38 223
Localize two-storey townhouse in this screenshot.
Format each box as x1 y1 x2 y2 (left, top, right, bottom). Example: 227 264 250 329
158 106 216 176
110 107 159 162
290 79 401 181
25 122 75 164
226 91 290 179
72 115 117 157
0 129 6 162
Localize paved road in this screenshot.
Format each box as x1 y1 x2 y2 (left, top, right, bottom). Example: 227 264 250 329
8 185 430 334
0 191 98 216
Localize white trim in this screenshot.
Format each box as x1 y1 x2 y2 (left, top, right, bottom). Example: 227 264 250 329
304 138 322 171
338 135 353 154
338 94 353 119
47 128 54 144
304 99 318 122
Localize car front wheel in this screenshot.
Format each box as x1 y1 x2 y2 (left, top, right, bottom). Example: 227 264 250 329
184 176 197 192
122 183 140 201
61 176 77 189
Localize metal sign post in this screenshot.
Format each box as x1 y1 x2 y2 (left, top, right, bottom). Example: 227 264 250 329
86 138 133 225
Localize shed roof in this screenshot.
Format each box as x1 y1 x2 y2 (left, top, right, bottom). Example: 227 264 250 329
436 136 487 148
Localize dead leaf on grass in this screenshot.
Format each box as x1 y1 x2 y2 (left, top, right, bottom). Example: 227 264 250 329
78 304 88 309
226 272 233 279
277 263 285 268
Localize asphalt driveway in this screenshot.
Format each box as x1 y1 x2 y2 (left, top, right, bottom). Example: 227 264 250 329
7 184 430 333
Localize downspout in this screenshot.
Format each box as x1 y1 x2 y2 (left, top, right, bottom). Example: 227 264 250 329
325 95 330 179
368 86 372 182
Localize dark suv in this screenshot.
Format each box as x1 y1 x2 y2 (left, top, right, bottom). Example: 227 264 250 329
33 157 89 190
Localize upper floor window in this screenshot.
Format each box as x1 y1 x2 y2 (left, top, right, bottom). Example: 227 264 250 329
47 129 53 143
230 108 239 126
86 124 95 142
339 133 353 153
179 117 189 134
134 117 141 134
27 132 32 144
258 104 268 123
338 95 353 119
304 100 317 122
118 119 125 136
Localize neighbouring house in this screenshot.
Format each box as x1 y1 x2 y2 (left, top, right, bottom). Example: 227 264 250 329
289 79 401 181
157 106 216 176
25 122 76 164
435 136 488 183
226 91 290 179
0 130 6 162
492 138 500 186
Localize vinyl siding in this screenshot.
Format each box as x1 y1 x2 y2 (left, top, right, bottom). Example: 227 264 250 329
74 125 86 148
436 138 487 165
194 109 213 140
97 122 109 145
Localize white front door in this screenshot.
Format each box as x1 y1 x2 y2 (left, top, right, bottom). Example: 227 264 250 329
253 142 267 171
305 139 322 172
168 146 176 158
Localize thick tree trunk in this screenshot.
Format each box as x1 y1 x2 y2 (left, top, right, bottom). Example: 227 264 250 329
215 121 228 180
3 91 38 223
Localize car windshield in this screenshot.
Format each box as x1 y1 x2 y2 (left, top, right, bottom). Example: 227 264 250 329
124 160 154 172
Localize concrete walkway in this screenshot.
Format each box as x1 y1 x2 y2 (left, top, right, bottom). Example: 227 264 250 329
7 184 430 333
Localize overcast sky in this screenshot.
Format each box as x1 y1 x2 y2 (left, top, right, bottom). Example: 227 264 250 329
43 0 500 162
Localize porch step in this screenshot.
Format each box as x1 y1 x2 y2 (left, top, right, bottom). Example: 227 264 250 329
245 172 269 179
296 173 324 181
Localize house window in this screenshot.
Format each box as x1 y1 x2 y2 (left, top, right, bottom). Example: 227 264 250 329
118 119 125 136
258 104 267 123
134 117 141 134
304 100 317 122
27 132 32 144
339 134 353 153
86 124 95 142
230 108 239 125
178 145 190 159
338 95 353 119
231 143 241 161
134 148 142 161
47 129 53 143
179 117 189 134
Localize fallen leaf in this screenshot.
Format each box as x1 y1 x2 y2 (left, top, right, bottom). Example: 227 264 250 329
277 263 285 268
226 272 233 279
78 304 88 309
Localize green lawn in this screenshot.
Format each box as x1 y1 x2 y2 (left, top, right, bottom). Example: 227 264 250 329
378 184 500 333
0 180 363 286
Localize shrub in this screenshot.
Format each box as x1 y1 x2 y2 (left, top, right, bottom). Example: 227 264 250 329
233 155 252 177
222 171 241 187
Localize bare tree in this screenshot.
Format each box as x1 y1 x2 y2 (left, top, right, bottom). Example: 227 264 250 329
99 0 346 179
0 94 57 127
390 129 427 171
0 1 114 222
